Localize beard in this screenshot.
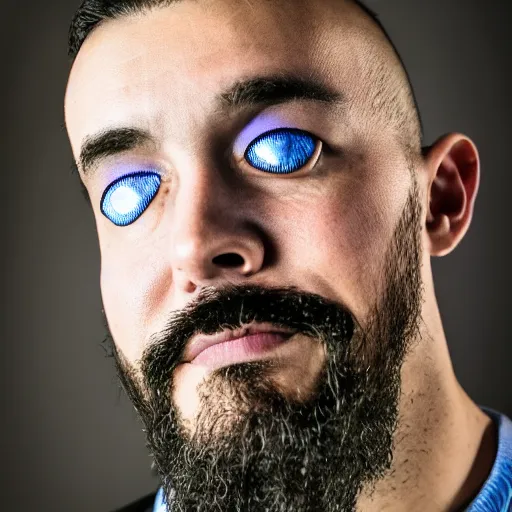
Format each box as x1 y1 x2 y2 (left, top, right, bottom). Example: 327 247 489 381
106 179 424 512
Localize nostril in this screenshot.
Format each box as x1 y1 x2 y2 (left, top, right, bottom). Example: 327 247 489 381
212 253 245 268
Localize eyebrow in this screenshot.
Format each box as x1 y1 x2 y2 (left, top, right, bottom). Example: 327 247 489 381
78 75 343 177
219 74 342 109
78 127 154 177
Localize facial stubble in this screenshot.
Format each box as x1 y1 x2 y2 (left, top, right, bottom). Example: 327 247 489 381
107 178 424 512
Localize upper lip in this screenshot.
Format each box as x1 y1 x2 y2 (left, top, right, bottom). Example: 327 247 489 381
183 323 296 363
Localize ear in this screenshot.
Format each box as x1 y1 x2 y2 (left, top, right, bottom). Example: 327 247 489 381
423 133 480 257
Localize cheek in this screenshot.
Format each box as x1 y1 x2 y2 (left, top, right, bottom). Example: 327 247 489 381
98 227 173 364
282 164 411 317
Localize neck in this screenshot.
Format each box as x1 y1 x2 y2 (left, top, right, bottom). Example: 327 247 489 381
356 302 497 512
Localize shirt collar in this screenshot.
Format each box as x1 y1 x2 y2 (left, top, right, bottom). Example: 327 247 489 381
465 407 512 511
152 487 167 512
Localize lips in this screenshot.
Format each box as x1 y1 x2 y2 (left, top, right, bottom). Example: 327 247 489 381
184 324 296 369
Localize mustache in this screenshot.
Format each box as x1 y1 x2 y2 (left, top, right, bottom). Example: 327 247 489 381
139 284 355 393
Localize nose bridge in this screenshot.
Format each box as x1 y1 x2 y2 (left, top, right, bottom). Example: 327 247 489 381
171 164 226 262
168 160 265 289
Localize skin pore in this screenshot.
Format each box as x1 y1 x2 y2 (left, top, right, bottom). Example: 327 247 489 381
65 0 495 510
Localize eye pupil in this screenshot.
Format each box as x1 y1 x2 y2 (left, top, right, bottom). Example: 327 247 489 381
245 129 317 174
101 171 161 226
110 186 141 215
254 143 281 166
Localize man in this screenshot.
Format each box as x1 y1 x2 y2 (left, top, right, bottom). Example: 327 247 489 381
64 0 512 510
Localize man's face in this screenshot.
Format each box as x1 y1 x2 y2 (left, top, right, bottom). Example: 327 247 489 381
65 0 429 509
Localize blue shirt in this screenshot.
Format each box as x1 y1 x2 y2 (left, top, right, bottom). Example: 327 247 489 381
466 408 512 511
152 408 512 512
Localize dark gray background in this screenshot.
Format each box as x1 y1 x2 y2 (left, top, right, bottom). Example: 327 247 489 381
2 0 511 510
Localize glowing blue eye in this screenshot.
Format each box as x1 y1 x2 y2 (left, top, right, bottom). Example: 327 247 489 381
245 129 318 174
100 171 161 226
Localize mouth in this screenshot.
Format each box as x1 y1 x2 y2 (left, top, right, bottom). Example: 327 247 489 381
183 323 297 370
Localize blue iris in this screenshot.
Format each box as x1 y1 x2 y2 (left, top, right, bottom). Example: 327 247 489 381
100 171 161 226
245 128 317 174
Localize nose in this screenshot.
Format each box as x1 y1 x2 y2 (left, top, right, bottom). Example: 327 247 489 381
169 170 266 293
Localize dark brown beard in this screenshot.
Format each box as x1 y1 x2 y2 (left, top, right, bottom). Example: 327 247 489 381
107 178 423 512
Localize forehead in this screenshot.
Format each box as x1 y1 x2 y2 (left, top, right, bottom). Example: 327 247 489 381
65 0 370 154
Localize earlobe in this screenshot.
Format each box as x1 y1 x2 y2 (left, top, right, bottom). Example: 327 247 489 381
424 134 480 257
